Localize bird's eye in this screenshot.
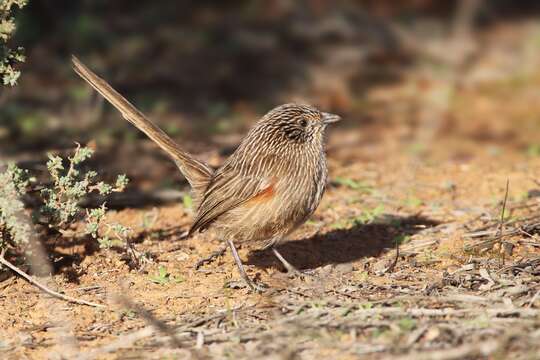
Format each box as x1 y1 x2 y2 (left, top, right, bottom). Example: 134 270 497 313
299 119 308 127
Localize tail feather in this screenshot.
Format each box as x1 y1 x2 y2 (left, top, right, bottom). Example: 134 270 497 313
71 56 213 202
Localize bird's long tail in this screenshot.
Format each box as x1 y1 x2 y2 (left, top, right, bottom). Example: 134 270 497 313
72 56 213 201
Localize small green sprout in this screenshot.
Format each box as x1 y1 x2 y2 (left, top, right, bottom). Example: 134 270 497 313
149 266 184 285
330 205 385 229
398 317 416 332
182 194 193 210
334 177 373 193
353 205 385 225
404 197 423 208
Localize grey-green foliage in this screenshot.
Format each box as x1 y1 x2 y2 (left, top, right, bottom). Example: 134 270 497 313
0 145 131 255
0 0 27 86
40 145 130 248
0 163 32 250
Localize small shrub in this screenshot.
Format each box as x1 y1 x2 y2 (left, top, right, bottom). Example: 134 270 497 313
0 145 132 261
0 163 32 251
0 0 27 86
40 144 129 244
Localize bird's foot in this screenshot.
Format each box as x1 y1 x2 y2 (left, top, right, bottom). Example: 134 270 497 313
272 248 317 279
284 266 318 279
225 279 268 293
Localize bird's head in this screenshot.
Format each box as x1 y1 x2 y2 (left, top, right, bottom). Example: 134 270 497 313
258 103 341 146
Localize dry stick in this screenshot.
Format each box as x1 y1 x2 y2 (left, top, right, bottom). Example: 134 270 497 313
382 236 400 274
0 256 105 308
463 180 515 251
528 290 540 308
497 179 510 237
195 245 227 270
115 294 183 348
498 179 510 266
468 203 540 233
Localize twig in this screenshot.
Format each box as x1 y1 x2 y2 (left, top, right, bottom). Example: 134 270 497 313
452 0 483 43
528 290 540 308
0 256 105 308
74 285 102 292
181 308 234 329
115 295 182 348
497 179 510 237
497 179 510 266
405 325 429 347
195 245 227 270
382 236 400 273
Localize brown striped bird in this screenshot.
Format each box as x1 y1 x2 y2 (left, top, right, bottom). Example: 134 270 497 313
72 56 340 291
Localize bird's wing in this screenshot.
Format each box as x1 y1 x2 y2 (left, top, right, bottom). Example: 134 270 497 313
188 162 277 236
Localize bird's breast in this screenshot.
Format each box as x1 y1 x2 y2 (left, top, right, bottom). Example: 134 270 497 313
213 151 328 244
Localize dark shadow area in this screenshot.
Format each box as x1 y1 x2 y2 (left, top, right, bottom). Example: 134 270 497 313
81 190 186 210
247 214 440 271
44 224 188 284
12 1 403 109
3 1 540 174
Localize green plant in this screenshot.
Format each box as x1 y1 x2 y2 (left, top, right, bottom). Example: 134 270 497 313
354 204 385 225
119 308 137 320
398 317 416 332
0 145 132 258
0 0 27 86
182 193 193 210
0 163 33 251
527 144 540 157
334 177 373 193
360 302 373 310
394 234 411 245
404 196 423 208
141 208 159 229
330 205 385 230
42 146 127 224
149 266 183 285
40 145 130 248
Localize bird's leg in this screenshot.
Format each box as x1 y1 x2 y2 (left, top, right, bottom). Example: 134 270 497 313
226 239 266 292
272 248 300 274
194 245 227 270
272 247 316 277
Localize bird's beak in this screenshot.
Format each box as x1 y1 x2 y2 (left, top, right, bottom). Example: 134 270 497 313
322 112 341 124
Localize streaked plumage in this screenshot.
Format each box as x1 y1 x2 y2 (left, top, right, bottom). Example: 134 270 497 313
189 103 330 249
72 56 340 290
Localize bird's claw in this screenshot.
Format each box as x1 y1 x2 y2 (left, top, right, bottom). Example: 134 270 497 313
286 268 317 279
225 280 268 293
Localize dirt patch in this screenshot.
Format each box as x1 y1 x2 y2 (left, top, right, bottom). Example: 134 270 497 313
2 126 540 358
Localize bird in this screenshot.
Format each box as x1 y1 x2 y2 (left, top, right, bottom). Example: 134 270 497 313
72 56 341 291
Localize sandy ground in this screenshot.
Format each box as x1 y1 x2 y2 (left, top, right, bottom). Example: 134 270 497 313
2 122 540 359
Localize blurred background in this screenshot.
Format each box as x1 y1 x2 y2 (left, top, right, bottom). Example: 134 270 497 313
2 0 540 194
